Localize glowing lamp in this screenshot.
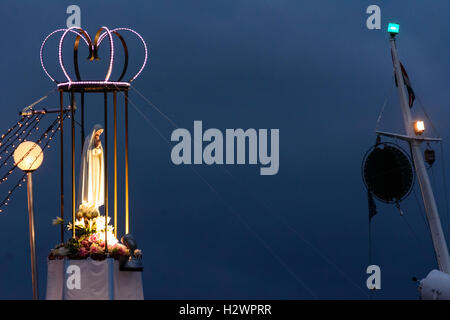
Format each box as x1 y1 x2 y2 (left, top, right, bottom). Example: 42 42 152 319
388 23 400 34
13 141 43 172
414 120 425 135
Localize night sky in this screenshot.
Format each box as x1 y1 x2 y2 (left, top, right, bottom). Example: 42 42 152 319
1 0 450 299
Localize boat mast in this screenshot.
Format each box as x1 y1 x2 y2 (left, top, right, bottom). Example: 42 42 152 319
388 25 450 273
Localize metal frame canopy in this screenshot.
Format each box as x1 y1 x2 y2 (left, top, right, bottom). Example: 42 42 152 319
40 26 148 246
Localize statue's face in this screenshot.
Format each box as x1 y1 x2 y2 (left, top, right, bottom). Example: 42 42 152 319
94 129 104 139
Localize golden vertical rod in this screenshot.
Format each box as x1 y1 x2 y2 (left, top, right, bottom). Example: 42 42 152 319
80 91 85 154
104 91 108 251
59 90 64 243
71 91 76 239
113 91 117 238
124 90 129 234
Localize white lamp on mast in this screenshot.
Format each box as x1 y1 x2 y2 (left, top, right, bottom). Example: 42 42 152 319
13 141 43 300
414 120 425 135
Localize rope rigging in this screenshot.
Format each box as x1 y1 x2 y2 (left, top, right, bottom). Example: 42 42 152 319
121 83 374 298
375 79 395 133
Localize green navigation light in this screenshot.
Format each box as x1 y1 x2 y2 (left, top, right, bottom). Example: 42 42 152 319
388 23 400 34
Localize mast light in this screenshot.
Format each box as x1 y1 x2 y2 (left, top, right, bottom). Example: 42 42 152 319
414 120 425 135
388 23 400 34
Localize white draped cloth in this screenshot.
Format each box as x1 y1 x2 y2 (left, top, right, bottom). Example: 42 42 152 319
77 124 104 212
46 258 144 300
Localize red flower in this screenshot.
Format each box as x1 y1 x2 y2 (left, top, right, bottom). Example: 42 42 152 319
79 247 89 257
88 233 99 243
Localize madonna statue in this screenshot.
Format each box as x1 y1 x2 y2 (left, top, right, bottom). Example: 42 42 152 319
77 124 104 219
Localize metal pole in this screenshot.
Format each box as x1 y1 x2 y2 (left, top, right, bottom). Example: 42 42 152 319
59 90 64 243
81 91 85 153
20 108 72 116
113 90 117 238
26 171 38 300
390 35 450 273
104 92 108 251
71 91 76 239
124 90 129 234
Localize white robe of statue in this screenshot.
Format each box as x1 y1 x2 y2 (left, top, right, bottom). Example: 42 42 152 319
77 124 104 213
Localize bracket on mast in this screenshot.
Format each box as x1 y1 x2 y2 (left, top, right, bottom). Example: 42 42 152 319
376 130 442 143
20 105 75 117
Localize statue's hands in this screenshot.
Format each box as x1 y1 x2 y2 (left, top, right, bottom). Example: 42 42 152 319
94 138 101 148
92 145 102 155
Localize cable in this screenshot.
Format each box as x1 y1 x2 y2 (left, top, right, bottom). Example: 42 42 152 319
0 113 65 212
220 166 370 298
0 115 37 154
20 87 58 114
130 85 178 128
412 184 430 230
439 142 450 238
401 213 425 245
416 95 441 138
368 220 374 299
118 84 318 298
128 83 377 298
375 78 395 132
0 116 27 146
0 114 61 185
1 114 42 154
0 114 42 172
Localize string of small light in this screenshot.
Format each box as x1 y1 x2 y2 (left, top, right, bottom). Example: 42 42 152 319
0 113 68 212
0 115 36 154
0 114 62 186
0 116 27 146
0 115 40 155
17 114 43 144
0 114 43 167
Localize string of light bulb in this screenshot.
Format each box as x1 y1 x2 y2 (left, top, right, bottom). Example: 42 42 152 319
0 113 68 212
0 116 27 147
0 114 43 169
0 115 37 154
0 114 62 185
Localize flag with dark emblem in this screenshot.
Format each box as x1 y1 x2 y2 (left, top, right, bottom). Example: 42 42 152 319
391 50 415 108
393 63 415 108
399 62 415 108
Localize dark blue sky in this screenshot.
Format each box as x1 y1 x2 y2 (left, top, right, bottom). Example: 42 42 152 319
1 0 450 299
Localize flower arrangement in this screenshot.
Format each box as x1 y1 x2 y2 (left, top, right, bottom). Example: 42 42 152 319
48 211 140 261
76 204 100 220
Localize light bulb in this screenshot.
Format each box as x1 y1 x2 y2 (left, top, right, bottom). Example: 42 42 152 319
13 141 44 172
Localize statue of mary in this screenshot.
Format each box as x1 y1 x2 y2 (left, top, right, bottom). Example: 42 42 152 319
77 124 104 219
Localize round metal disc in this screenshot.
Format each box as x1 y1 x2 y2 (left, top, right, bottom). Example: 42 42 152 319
362 142 414 203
